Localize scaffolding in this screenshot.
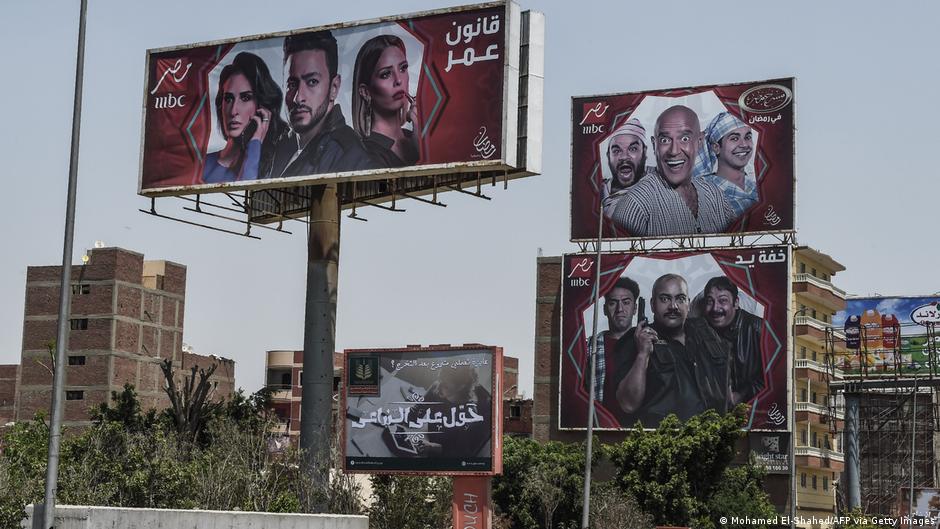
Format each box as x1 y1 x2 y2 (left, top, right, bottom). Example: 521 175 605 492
825 324 940 517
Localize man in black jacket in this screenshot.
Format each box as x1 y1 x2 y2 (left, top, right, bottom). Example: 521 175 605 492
273 31 377 178
614 274 730 427
703 275 765 405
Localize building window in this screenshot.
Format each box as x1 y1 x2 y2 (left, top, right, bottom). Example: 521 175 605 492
509 404 522 419
812 349 818 361
811 268 817 277
69 318 88 330
280 372 291 386
800 346 806 359
812 431 818 448
298 371 303 386
801 429 807 445
811 309 817 319
800 263 806 274
71 284 90 295
801 473 807 488
812 391 817 404
823 477 829 491
824 434 831 449
66 390 84 401
812 475 817 490
800 389 807 402
68 355 86 366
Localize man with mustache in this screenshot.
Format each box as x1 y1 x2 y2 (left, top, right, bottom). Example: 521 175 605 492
583 277 639 425
694 112 759 218
271 31 377 179
613 274 730 426
610 106 734 237
600 119 650 218
703 276 764 406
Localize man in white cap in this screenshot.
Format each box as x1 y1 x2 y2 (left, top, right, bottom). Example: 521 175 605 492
601 118 650 218
693 111 758 218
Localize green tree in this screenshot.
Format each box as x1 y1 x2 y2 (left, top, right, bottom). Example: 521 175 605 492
605 408 748 528
493 436 588 529
0 416 49 529
368 475 451 529
705 463 777 529
91 383 159 432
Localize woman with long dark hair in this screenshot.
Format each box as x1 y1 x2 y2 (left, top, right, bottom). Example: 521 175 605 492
203 52 288 183
351 35 419 168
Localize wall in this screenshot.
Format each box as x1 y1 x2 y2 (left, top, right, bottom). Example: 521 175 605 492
23 505 367 529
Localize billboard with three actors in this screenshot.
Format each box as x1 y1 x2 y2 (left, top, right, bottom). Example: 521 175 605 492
343 345 502 475
140 2 523 196
570 78 795 241
833 296 940 377
559 247 790 431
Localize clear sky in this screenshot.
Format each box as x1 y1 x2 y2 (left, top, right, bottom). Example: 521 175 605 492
2 0 938 397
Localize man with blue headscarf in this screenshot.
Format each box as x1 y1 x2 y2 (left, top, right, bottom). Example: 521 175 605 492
694 112 758 218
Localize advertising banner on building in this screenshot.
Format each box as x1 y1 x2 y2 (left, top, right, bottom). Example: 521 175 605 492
343 346 502 474
140 2 523 197
748 432 790 474
559 247 790 431
570 78 795 241
834 296 940 376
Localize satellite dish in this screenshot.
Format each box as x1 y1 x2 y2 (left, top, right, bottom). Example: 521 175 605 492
94 240 105 249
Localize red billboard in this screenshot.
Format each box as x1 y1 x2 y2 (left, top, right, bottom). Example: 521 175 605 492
342 345 502 475
139 2 529 197
570 78 795 241
559 247 790 431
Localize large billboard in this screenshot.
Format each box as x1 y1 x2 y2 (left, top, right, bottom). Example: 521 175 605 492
139 2 541 199
342 345 502 475
833 296 940 376
559 247 790 431
570 78 795 241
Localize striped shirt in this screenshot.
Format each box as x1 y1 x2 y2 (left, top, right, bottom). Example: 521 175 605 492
700 171 758 218
610 168 735 237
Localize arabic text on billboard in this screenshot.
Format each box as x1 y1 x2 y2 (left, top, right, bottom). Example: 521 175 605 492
343 346 501 474
560 247 790 430
834 296 940 376
570 78 795 241
141 3 513 196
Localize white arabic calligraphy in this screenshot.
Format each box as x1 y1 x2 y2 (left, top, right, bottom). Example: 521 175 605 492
150 59 193 95
444 16 501 73
473 126 497 158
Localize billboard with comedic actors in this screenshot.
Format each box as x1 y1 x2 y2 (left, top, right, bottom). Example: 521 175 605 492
559 247 790 431
833 296 940 377
140 2 530 196
570 78 795 241
343 345 502 475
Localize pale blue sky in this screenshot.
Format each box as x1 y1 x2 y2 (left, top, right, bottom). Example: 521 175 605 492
2 0 938 397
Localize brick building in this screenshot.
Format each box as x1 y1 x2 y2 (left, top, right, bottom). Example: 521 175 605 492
11 247 234 428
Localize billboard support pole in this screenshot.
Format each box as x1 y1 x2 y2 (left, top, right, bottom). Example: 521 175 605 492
844 393 861 510
300 183 341 512
910 377 918 518
580 199 605 529
41 0 87 527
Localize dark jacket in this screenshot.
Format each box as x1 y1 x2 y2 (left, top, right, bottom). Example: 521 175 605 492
716 309 764 404
271 105 378 179
614 317 730 427
362 129 420 169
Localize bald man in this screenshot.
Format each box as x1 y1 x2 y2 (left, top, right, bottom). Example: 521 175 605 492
610 105 735 237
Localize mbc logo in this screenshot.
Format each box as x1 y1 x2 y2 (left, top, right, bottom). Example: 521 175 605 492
579 102 608 134
153 93 186 109
568 258 594 287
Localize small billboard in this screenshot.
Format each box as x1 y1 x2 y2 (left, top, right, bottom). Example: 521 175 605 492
139 1 542 204
834 296 940 376
570 78 795 241
559 247 790 431
343 345 502 475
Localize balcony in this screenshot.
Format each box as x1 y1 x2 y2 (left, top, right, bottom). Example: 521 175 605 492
794 316 847 349
266 350 295 369
795 358 844 380
267 384 293 402
795 445 845 472
793 274 846 311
